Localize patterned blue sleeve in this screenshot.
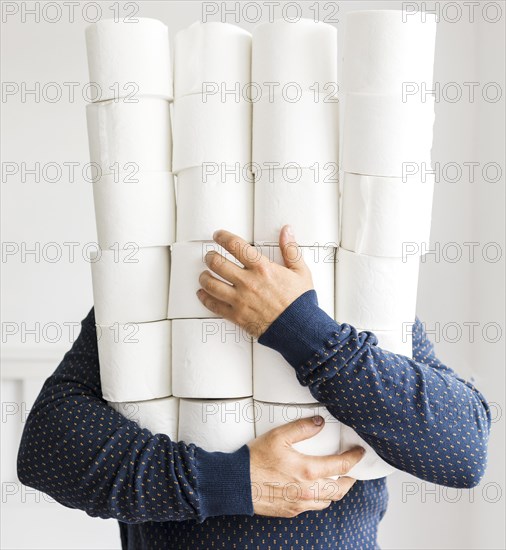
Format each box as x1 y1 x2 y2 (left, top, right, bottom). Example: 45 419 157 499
258 290 491 489
17 308 254 523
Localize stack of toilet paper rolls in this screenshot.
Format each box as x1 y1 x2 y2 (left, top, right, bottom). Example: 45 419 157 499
340 9 437 353
336 10 437 478
173 22 253 242
252 19 340 248
250 18 406 480
84 15 437 481
251 20 344 465
85 18 178 437
170 22 256 452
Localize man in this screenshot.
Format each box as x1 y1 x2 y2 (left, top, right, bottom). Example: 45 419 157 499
18 226 490 549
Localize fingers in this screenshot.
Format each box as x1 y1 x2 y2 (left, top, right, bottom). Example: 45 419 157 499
249 416 360 519
308 447 366 479
304 476 357 503
279 225 306 272
204 250 245 286
196 288 233 317
252 476 357 518
320 476 357 500
273 416 325 446
280 477 357 515
213 229 263 270
198 270 236 303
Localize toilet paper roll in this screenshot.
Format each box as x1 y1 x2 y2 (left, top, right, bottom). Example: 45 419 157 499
93 172 176 248
172 319 252 398
91 246 170 325
343 10 437 93
340 173 434 257
178 398 256 452
340 423 397 480
253 344 317 404
86 18 173 101
1 380 22 482
255 245 335 317
252 19 338 90
172 94 251 173
97 320 172 402
109 397 179 438
86 97 172 176
356 327 413 358
174 22 251 97
168 241 244 319
254 168 339 246
253 92 339 169
176 167 253 242
254 401 340 457
342 93 434 177
335 248 419 330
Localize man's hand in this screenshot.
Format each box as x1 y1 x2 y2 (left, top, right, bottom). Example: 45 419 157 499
196 225 313 338
249 416 364 517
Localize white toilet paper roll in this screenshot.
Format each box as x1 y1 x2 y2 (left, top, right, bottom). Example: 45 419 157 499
176 167 253 242
253 92 339 170
86 97 172 176
340 423 397 480
109 397 179 438
340 173 434 257
93 172 176 248
335 248 419 330
97 320 172 402
168 242 244 319
174 21 251 97
356 327 413 358
254 401 340 457
342 93 434 177
86 18 173 101
1 380 22 482
172 319 252 398
178 398 256 452
255 245 335 317
91 246 170 325
172 94 251 173
343 10 437 93
252 19 337 90
254 168 339 246
253 344 317 404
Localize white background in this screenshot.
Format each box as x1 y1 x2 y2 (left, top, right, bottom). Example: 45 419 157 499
1 1 504 548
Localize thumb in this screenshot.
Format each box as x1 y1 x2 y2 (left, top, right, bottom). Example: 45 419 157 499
277 416 325 445
279 224 305 272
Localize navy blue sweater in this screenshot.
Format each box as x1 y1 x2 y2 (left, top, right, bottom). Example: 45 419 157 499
17 290 491 549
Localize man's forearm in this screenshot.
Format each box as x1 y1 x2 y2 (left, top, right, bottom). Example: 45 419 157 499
17 308 253 523
259 290 492 488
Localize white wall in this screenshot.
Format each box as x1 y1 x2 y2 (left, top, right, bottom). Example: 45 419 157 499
1 1 504 549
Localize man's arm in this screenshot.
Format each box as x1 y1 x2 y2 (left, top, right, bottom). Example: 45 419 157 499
17 308 253 524
17 307 364 522
258 289 491 489
196 228 492 490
